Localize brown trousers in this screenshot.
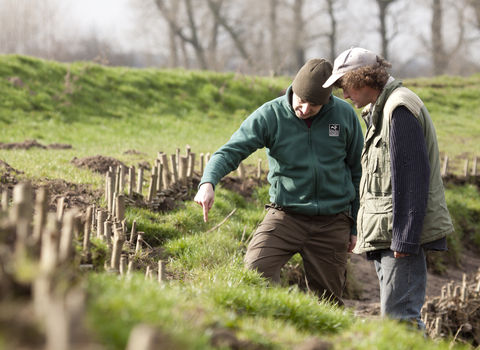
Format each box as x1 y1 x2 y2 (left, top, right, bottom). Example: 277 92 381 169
244 206 352 306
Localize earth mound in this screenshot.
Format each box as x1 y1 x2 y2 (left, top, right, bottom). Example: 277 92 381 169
71 155 127 174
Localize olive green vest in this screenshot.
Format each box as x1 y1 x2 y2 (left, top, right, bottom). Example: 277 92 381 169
354 80 454 254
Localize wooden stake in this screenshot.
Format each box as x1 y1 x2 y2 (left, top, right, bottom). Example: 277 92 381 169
442 155 448 176
128 166 135 198
170 154 179 187
473 157 478 176
1 190 9 212
137 168 144 194
187 153 195 183
257 159 262 179
120 165 126 193
460 287 467 302
115 167 121 194
106 171 112 212
129 220 137 243
185 144 191 158
120 255 127 276
205 152 210 164
97 210 107 238
32 187 49 244
175 148 180 173
147 174 157 203
91 204 96 232
115 194 125 222
125 324 159 350
127 260 136 275
435 317 442 337
56 196 66 221
59 209 79 264
159 153 171 190
109 171 115 213
464 159 469 177
178 156 188 187
145 266 151 280
83 206 93 253
158 260 166 283
104 220 112 244
447 282 454 297
111 224 126 271
199 152 204 175
40 214 61 273
156 163 163 193
12 182 33 258
238 162 245 179
135 232 144 254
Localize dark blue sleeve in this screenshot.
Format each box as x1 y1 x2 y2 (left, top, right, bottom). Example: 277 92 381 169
390 106 430 254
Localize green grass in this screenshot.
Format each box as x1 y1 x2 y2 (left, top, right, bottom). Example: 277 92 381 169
1 54 478 349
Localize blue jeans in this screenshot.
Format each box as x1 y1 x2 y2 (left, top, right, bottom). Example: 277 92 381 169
373 249 427 329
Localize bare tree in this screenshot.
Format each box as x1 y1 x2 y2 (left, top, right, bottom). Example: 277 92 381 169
0 0 72 59
325 0 338 63
431 0 447 74
269 0 281 72
292 0 306 70
467 0 480 30
429 0 469 75
206 0 250 62
374 0 398 60
154 0 208 69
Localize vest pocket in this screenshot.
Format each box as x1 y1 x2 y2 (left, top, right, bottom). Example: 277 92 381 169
361 195 393 243
367 136 391 195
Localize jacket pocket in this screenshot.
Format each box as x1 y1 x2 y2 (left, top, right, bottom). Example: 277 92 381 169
361 195 393 243
273 177 285 206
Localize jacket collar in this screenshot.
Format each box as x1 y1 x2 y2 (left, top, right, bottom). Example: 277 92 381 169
369 78 401 127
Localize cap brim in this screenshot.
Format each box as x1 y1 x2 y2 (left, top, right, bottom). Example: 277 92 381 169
322 72 345 88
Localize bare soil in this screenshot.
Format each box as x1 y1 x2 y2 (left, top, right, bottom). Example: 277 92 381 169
0 139 72 150
0 159 102 214
344 249 480 317
70 155 127 175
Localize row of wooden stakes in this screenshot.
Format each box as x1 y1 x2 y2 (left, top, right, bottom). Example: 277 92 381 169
422 270 480 342
104 145 264 213
0 181 172 349
1 182 90 350
442 155 479 177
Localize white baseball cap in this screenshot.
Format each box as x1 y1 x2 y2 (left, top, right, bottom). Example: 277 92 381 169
322 47 378 88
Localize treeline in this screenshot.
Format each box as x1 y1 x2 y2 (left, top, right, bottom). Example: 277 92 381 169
1 0 480 77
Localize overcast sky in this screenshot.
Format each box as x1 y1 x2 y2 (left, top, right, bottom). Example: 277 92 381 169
67 0 134 50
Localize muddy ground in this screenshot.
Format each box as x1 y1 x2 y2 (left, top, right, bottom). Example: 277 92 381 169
344 248 480 317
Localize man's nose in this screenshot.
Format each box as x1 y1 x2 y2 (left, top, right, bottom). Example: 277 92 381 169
302 104 310 114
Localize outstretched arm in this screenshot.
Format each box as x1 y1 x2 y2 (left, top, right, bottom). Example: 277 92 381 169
194 183 215 222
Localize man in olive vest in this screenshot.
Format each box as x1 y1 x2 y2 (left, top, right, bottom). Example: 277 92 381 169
323 47 454 329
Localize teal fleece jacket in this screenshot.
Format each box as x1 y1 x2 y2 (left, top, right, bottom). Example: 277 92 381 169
200 86 364 234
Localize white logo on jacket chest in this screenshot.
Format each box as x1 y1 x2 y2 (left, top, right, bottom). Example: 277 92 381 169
329 124 340 137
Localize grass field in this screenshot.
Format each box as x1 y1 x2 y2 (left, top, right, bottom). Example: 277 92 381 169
0 54 479 349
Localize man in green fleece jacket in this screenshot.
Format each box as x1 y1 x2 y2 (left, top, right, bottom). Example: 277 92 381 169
194 58 364 306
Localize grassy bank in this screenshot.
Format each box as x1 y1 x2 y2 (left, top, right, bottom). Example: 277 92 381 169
0 55 478 349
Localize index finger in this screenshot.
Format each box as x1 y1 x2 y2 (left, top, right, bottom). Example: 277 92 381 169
203 204 209 222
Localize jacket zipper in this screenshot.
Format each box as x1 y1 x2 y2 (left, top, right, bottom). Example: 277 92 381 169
307 126 320 215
